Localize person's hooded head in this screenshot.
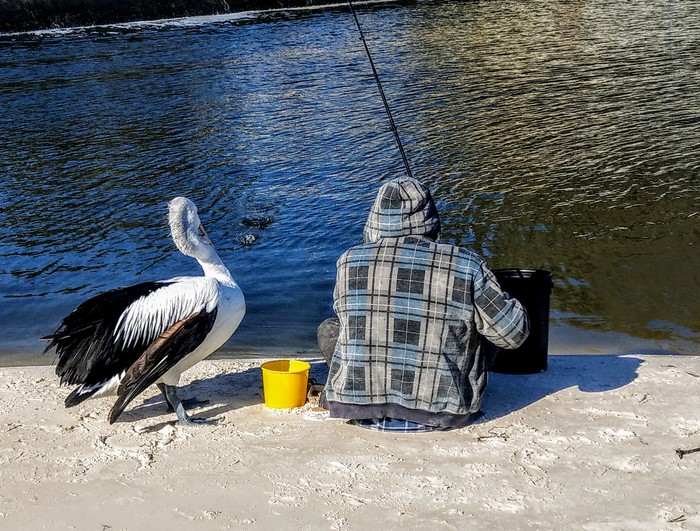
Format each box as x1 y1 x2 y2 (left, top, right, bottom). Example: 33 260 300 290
363 177 441 243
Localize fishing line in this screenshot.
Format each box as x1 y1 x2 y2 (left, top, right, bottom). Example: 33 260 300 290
347 0 414 180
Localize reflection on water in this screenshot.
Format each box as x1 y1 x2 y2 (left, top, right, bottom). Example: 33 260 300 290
0 0 698 362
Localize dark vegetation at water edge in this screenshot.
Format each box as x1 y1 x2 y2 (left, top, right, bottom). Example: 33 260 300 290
0 0 341 32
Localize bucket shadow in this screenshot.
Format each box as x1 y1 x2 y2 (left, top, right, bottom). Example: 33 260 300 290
480 354 643 422
119 359 331 428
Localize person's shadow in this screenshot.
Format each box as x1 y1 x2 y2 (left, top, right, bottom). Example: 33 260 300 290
480 354 643 422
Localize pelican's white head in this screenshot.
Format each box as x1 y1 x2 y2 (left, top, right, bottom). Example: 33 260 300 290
168 197 216 259
168 196 235 284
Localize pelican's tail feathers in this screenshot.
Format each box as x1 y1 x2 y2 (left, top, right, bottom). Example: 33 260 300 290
65 386 96 408
64 374 122 408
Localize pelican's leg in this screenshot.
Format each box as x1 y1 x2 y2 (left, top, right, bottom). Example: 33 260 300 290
161 384 216 425
157 383 174 411
157 383 209 412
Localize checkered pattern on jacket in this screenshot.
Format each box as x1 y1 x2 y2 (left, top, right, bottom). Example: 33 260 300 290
324 237 529 416
324 177 529 419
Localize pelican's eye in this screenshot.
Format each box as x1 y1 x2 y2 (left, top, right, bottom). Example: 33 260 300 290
198 224 213 245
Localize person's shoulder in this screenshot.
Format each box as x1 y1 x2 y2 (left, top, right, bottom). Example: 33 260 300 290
454 245 484 263
337 242 377 264
429 241 487 273
431 240 483 261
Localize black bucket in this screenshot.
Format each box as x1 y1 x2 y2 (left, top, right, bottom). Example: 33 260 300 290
489 269 553 374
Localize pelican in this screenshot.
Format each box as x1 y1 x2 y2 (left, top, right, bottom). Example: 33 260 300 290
44 197 245 425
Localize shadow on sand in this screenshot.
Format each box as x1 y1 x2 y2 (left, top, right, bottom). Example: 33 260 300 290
117 359 330 428
481 354 643 422
117 355 640 428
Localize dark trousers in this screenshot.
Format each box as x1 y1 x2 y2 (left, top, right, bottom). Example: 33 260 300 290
316 317 339 367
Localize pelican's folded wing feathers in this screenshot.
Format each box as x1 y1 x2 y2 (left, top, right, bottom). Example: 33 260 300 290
113 277 219 350
50 277 220 389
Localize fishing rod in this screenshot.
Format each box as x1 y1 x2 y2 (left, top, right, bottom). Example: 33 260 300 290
347 0 414 180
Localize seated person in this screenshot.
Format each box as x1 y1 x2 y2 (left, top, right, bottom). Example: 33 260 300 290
318 177 529 431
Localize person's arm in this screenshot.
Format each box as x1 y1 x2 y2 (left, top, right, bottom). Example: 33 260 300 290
472 261 529 349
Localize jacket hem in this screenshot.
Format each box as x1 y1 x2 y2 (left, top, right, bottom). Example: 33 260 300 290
324 400 481 429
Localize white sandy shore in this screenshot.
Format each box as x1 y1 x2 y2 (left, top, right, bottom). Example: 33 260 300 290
1 354 699 529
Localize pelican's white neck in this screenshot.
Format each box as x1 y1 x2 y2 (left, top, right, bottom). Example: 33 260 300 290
198 255 237 287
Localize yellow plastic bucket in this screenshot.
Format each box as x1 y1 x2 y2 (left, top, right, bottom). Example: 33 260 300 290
260 359 311 409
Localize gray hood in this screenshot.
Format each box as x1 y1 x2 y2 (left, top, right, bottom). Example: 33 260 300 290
363 177 441 243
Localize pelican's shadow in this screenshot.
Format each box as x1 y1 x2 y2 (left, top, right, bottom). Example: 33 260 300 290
119 359 330 426
480 354 643 422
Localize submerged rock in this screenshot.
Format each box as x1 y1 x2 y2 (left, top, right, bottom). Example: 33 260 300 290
242 214 275 229
239 233 256 246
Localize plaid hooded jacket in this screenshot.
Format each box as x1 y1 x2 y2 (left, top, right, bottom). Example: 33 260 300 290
324 177 530 428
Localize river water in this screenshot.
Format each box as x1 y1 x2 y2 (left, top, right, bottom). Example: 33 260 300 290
1 0 698 365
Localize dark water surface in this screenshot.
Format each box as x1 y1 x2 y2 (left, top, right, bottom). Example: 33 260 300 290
1 0 698 364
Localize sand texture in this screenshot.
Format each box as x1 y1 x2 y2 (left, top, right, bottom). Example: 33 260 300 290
1 354 699 529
